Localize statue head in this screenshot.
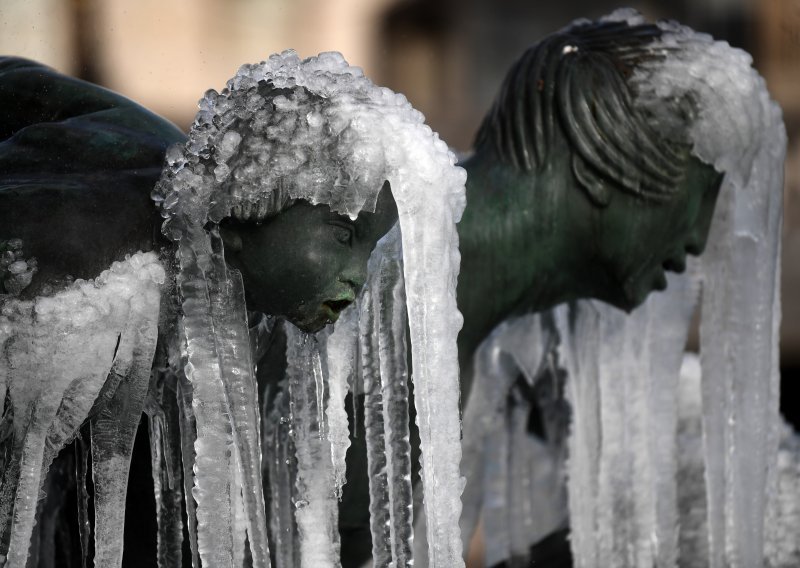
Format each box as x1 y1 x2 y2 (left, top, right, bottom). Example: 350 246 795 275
153 52 418 331
472 15 727 311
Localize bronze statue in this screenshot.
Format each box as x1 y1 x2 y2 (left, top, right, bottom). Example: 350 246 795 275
454 12 786 568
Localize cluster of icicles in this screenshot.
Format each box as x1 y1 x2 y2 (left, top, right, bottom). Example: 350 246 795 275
0 225 463 568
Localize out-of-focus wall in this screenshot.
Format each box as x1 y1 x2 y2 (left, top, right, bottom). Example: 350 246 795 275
0 0 73 72
92 0 394 128
0 0 393 129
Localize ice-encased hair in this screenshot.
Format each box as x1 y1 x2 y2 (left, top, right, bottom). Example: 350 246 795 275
152 50 413 239
474 17 697 205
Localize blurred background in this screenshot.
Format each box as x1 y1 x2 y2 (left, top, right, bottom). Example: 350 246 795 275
1 0 798 563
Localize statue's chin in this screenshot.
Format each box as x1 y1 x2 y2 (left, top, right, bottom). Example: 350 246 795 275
287 311 330 334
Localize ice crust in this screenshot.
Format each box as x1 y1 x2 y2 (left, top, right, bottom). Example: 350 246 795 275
619 11 785 567
360 227 414 568
0 252 164 566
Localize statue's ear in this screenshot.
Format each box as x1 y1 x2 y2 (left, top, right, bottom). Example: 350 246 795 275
219 224 243 253
572 155 611 207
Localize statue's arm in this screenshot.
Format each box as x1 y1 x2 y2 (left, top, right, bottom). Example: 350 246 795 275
0 57 187 295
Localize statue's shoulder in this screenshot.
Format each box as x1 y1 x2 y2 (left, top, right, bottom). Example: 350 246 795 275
0 57 185 296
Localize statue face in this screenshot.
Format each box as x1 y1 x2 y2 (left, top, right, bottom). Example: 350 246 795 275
589 156 723 311
222 184 398 332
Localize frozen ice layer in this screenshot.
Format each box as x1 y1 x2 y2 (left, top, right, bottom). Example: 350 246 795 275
0 252 164 566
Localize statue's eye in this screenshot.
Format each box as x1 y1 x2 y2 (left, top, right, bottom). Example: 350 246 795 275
331 224 353 245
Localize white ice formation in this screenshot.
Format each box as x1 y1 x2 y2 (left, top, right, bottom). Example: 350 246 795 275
0 252 164 566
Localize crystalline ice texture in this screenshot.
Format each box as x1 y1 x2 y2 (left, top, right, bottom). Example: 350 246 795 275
175 226 273 568
323 302 357 500
554 11 786 567
360 287 393 567
375 241 414 567
285 327 341 568
262 383 299 568
0 252 163 566
389 160 466 567
360 227 414 568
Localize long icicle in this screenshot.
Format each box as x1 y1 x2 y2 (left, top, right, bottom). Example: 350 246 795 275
4 322 121 564
145 374 186 568
263 382 299 568
91 299 160 568
75 435 92 568
176 378 201 568
286 327 341 567
360 287 393 566
323 305 357 501
176 232 236 568
208 229 271 567
393 170 465 568
376 249 414 567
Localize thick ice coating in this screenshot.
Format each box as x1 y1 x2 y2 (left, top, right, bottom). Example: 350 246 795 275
154 49 464 229
0 253 163 566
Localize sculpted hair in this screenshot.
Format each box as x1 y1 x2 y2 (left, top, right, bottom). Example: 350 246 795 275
474 19 693 205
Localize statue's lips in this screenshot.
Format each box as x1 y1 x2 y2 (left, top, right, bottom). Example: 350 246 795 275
321 299 352 322
662 256 686 274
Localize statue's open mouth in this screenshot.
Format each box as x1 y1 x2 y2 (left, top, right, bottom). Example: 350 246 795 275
662 256 686 274
322 299 352 322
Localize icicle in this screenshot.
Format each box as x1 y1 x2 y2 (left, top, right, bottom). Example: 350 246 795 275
176 233 236 568
0 253 163 566
3 341 115 565
360 287 393 566
177 378 201 568
561 270 697 568
481 404 511 567
145 376 185 568
507 394 535 563
323 304 357 499
285 326 341 567
560 302 602 568
392 167 466 568
231 445 248 568
699 159 783 567
263 384 299 568
75 435 91 568
207 230 271 567
91 297 160 568
375 243 413 567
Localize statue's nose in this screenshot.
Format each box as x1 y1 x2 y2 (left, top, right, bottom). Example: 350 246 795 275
340 265 367 296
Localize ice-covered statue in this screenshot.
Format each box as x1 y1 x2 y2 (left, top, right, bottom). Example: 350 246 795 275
451 11 791 568
0 52 467 567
